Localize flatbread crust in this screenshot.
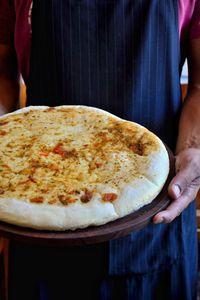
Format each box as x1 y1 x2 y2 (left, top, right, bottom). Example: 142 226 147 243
0 105 169 230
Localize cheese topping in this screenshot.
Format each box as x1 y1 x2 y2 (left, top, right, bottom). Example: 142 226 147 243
0 107 160 206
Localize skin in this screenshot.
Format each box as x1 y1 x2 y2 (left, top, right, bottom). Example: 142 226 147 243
0 45 19 114
0 39 200 225
153 38 200 224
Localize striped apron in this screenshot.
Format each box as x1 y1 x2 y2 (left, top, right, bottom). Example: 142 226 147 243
9 1 198 299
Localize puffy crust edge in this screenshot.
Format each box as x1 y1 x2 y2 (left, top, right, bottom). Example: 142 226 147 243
0 197 118 231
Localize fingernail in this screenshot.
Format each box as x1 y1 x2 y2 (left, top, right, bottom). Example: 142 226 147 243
154 217 164 224
173 184 181 198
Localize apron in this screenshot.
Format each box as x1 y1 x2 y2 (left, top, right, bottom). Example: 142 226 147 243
9 1 198 299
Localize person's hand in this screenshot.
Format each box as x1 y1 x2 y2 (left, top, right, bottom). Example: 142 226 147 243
153 148 200 224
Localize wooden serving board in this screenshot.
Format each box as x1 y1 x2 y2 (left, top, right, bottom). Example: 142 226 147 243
0 146 175 246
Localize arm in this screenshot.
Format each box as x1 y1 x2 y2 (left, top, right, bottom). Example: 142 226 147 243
154 38 200 223
0 44 19 115
176 39 200 152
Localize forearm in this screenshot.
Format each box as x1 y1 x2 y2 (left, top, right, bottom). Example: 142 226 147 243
154 86 200 224
0 76 19 115
176 38 200 154
0 45 19 115
156 38 200 223
176 88 200 153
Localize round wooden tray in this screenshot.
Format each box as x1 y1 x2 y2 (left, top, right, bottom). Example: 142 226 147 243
0 146 175 246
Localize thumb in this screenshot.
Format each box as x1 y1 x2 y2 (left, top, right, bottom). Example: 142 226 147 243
168 168 193 200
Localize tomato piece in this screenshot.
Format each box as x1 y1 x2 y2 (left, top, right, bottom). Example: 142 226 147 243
53 144 77 159
58 195 77 205
39 151 49 157
67 198 77 204
81 190 93 203
95 162 103 168
0 130 7 136
30 197 44 203
102 193 118 202
53 144 65 155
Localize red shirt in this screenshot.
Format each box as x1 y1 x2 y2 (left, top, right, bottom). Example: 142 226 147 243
0 0 200 80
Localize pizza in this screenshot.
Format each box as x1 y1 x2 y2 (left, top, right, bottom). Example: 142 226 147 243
0 105 169 231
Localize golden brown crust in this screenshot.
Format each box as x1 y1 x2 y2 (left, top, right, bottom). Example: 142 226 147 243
0 105 169 230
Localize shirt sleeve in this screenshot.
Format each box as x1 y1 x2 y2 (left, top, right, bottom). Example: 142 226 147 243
189 0 200 39
0 0 15 45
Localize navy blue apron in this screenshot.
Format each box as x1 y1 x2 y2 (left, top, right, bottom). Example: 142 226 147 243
9 1 198 300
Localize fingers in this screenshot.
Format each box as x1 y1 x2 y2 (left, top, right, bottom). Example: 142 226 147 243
168 168 199 199
153 185 198 224
153 148 200 224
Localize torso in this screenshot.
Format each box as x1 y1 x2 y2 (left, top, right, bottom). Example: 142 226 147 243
16 1 197 291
